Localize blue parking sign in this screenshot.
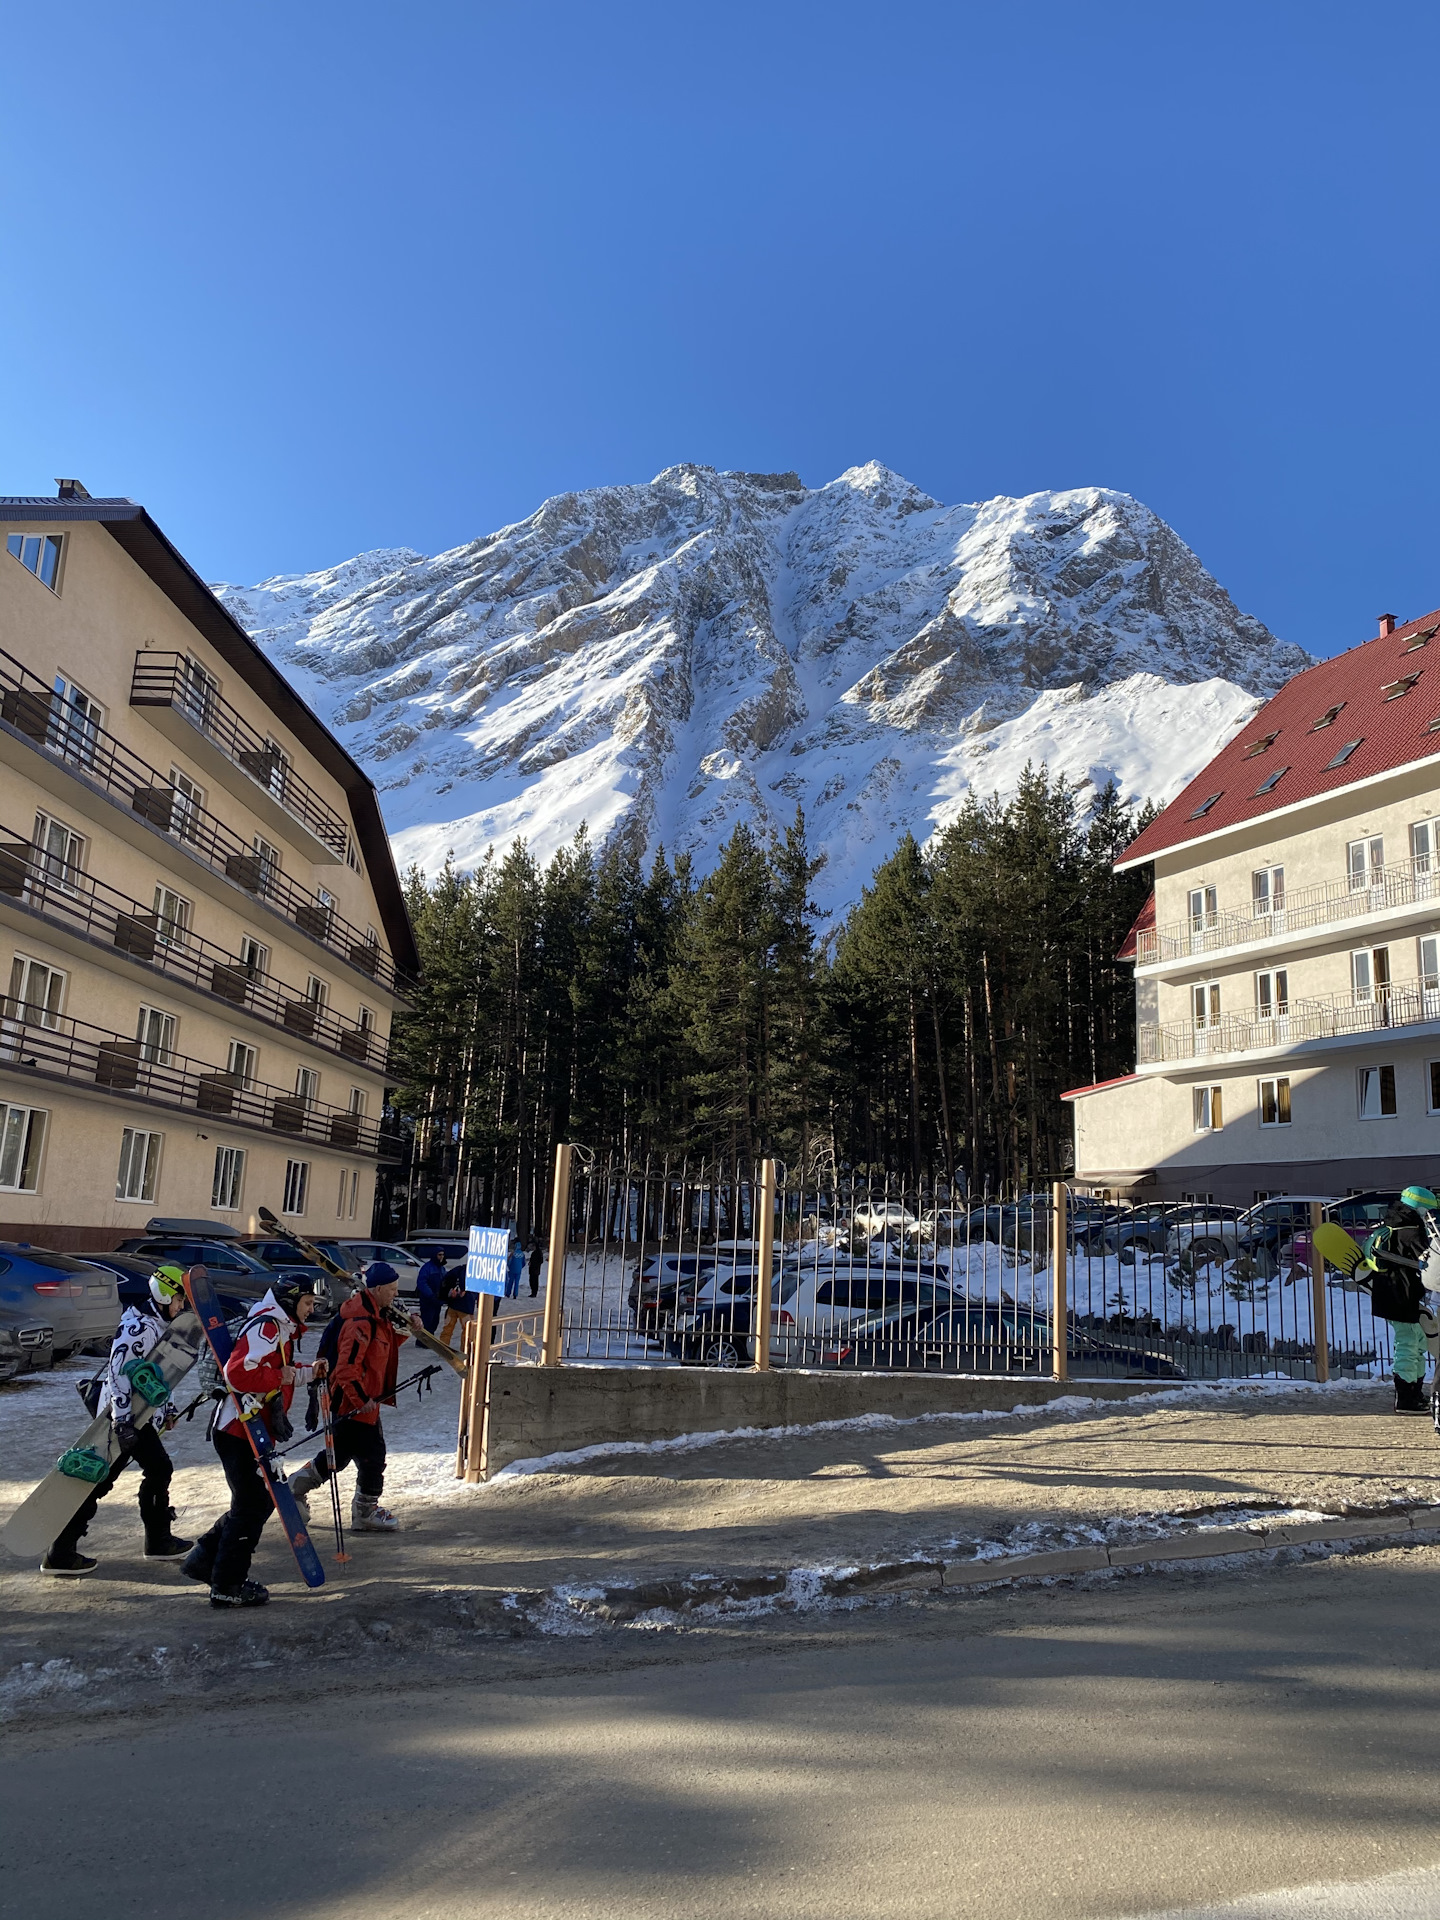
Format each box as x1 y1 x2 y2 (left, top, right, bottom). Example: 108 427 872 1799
465 1225 509 1295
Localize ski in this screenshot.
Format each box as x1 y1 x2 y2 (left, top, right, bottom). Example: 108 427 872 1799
257 1206 467 1376
184 1267 326 1589
1 1309 207 1560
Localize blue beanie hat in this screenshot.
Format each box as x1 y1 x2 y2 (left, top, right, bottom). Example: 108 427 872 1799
365 1261 400 1287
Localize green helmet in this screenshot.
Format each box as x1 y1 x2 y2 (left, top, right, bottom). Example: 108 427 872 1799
149 1263 185 1306
1401 1185 1439 1212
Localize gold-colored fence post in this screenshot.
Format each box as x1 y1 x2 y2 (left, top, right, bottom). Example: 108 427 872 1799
753 1157 777 1372
1051 1180 1068 1383
455 1298 494 1481
1309 1199 1330 1384
541 1141 574 1368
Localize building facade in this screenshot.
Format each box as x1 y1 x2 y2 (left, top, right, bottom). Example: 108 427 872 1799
1066 609 1440 1204
0 483 417 1250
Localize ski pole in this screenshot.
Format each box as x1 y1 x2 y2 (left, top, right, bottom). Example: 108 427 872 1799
319 1381 348 1567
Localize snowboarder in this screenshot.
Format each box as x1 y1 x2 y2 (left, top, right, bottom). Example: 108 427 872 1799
1364 1185 1440 1412
182 1277 321 1608
289 1262 421 1533
41 1263 195 1576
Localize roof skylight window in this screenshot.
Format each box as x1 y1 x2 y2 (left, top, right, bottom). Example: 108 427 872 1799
1243 732 1280 760
1383 673 1422 701
1404 626 1436 654
1189 792 1224 820
1326 739 1364 769
1311 703 1346 731
1254 767 1289 795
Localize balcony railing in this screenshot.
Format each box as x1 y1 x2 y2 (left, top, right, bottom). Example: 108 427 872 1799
1137 859 1440 967
1138 980 1440 1065
0 641 413 1001
130 652 349 860
0 823 394 1075
0 1000 401 1159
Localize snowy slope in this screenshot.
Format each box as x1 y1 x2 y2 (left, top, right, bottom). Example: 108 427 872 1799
215 466 1304 920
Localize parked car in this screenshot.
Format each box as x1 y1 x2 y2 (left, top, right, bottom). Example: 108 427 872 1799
0 1303 54 1376
767 1256 958 1365
114 1235 297 1314
335 1239 424 1296
821 1302 1047 1373
398 1235 471 1269
235 1237 335 1293
628 1253 717 1332
852 1200 917 1238
0 1246 120 1357
78 1249 169 1309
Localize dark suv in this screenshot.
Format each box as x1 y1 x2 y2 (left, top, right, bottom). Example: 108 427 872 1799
115 1236 300 1314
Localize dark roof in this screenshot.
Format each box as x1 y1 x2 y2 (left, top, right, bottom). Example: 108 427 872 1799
1060 1073 1141 1101
1116 610 1440 872
0 494 417 976
1115 890 1155 961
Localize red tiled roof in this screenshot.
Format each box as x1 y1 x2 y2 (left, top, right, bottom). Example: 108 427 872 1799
1115 889 1155 961
1116 610 1440 869
1060 1073 1141 1101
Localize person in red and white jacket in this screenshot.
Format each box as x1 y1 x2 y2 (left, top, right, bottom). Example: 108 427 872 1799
182 1278 321 1609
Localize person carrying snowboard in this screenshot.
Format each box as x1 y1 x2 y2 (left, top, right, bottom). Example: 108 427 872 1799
182 1277 321 1608
1362 1185 1440 1412
289 1262 421 1533
41 1263 194 1576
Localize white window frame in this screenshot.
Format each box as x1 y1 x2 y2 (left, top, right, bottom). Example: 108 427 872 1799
282 1158 310 1216
262 737 291 801
116 1126 163 1202
135 1005 177 1066
1427 1061 1440 1116
1192 1086 1222 1133
181 655 219 730
52 673 104 765
33 811 86 894
305 975 329 1010
211 1145 246 1211
226 1039 258 1088
1258 1076 1292 1127
6 530 64 591
253 836 281 890
346 836 361 875
295 1066 320 1108
1347 836 1385 892
153 884 191 949
1251 866 1285 918
1191 981 1221 1028
1422 937 1440 1018
336 1168 348 1218
1358 1064 1398 1120
348 1169 360 1220
1351 946 1391 1008
168 767 204 841
1255 968 1289 1020
239 935 269 982
347 1086 366 1117
7 955 65 1028
0 1102 46 1192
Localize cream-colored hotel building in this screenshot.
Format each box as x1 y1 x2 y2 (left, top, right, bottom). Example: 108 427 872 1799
0 481 416 1250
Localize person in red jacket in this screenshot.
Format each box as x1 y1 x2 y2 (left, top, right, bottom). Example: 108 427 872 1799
290 1263 420 1533
182 1278 321 1608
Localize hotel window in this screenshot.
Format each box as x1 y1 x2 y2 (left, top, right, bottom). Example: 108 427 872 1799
33 812 85 893
153 884 191 948
282 1158 310 1216
52 674 103 766
1347 836 1384 891
168 767 204 841
212 1145 246 1211
357 1004 374 1038
226 1039 258 1088
262 738 290 801
1258 1076 1292 1127
1255 969 1288 1018
1193 1086 1222 1132
181 656 218 729
1187 886 1218 934
135 1006 176 1066
348 1086 366 1117
0 1103 46 1191
295 1066 320 1108
1191 982 1221 1028
305 975 329 1010
1358 1065 1397 1120
253 835 281 891
116 1127 162 1202
7 956 65 1028
1411 819 1440 879
348 1169 360 1219
6 530 63 590
1422 937 1440 1000
1351 946 1391 1007
239 935 269 982
346 835 361 875
1251 866 1285 917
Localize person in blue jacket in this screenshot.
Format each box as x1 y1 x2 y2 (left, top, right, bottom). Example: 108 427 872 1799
414 1248 450 1335
504 1230 526 1299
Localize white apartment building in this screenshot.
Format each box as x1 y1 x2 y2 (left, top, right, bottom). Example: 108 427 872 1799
0 482 418 1250
1066 609 1440 1204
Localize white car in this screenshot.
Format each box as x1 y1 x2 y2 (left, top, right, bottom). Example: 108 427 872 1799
770 1258 955 1365
335 1238 424 1297
851 1201 917 1238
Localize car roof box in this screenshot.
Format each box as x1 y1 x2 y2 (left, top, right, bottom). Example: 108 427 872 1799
144 1216 242 1239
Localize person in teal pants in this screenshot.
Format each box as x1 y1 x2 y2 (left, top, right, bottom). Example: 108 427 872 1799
1364 1185 1439 1412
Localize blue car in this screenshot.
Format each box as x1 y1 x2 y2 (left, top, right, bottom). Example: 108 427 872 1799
0 1245 119 1358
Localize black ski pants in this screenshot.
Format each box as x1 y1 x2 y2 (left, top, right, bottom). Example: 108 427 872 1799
194 1427 274 1591
307 1415 386 1497
51 1421 173 1561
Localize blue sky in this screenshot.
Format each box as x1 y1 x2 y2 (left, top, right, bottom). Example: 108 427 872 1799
2 2 1436 658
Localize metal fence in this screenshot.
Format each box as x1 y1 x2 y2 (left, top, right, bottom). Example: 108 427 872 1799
540 1154 1394 1382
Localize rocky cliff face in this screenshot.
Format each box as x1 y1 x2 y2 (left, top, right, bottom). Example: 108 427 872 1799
215 464 1306 919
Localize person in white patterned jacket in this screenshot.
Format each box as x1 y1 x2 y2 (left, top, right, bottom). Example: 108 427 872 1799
41 1263 194 1576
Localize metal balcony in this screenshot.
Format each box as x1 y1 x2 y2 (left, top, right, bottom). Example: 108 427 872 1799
129 652 348 864
1136 859 1440 970
0 1001 401 1159
0 823 394 1075
1137 980 1440 1066
0 640 414 1002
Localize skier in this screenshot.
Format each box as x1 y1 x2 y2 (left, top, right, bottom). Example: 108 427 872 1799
182 1277 321 1608
1363 1185 1440 1412
40 1263 194 1576
414 1246 450 1335
289 1262 421 1533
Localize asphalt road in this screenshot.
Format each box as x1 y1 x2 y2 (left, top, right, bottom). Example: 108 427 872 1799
4 1548 1439 1920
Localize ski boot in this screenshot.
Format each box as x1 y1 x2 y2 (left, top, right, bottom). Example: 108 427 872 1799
40 1551 98 1577
351 1494 400 1532
209 1579 270 1610
287 1459 326 1520
1393 1372 1428 1413
141 1494 193 1561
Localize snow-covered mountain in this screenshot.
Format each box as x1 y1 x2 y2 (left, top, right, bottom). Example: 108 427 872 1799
215 464 1307 921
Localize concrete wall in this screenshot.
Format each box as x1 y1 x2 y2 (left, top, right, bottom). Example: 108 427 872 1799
480 1364 1162 1476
